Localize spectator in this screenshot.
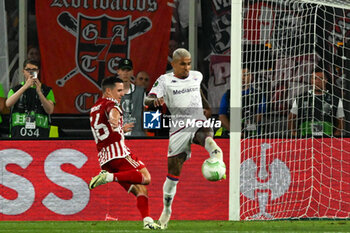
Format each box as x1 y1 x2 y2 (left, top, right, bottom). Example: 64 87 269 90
288 69 344 137
135 71 150 92
217 68 266 138
117 58 145 137
166 39 179 73
216 88 230 137
172 0 202 48
241 67 266 137
11 46 41 88
6 59 55 138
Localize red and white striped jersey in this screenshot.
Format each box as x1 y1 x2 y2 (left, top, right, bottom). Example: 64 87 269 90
90 97 130 166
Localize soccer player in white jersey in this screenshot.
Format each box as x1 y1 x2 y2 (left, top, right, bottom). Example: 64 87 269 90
89 76 160 230
144 48 224 229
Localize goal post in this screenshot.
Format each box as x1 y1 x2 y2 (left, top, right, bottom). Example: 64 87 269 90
229 0 243 221
231 0 350 220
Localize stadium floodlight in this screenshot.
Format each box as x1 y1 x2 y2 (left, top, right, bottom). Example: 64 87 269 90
231 0 350 220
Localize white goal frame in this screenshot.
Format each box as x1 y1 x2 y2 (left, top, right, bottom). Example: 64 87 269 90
229 0 350 221
229 0 243 221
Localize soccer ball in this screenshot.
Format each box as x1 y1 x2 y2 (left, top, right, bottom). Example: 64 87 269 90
201 157 226 181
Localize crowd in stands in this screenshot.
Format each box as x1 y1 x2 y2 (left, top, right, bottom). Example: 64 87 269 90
0 52 345 139
0 0 346 139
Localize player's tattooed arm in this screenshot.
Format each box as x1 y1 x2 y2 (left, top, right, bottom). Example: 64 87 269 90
144 94 156 107
144 94 164 110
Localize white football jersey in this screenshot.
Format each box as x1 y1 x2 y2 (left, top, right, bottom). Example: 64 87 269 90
149 70 207 133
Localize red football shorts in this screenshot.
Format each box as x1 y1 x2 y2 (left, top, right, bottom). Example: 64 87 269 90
101 153 146 192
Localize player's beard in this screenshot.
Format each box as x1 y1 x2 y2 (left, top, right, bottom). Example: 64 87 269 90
180 71 189 79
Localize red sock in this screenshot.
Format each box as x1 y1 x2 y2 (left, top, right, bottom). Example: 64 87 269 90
137 195 149 219
114 170 143 184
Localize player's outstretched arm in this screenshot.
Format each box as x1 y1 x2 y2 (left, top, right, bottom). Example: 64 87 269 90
144 94 164 110
144 94 157 107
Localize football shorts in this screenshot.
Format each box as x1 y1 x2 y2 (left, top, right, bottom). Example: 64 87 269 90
167 129 197 160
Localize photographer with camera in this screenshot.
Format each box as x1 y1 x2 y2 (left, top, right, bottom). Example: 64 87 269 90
6 59 55 138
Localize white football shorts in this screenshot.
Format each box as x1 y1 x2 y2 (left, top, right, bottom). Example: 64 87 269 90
167 129 197 160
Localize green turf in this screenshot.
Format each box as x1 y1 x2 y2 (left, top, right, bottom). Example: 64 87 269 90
0 220 349 233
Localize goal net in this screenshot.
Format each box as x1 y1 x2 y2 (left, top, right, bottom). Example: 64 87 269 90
239 0 350 219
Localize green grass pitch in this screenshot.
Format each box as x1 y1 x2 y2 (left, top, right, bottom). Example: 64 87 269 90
0 220 349 233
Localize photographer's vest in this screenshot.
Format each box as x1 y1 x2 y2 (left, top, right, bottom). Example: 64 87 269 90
9 83 55 138
297 91 339 136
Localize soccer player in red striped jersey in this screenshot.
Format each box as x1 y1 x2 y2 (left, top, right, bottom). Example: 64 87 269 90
89 76 160 230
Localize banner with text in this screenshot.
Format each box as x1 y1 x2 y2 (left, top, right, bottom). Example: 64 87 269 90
1 138 349 220
36 1 173 113
0 139 229 220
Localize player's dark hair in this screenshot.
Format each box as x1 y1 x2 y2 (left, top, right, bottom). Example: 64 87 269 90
23 59 40 69
101 76 123 92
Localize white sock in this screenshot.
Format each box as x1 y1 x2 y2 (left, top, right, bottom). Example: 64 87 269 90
143 216 154 224
106 172 114 182
162 177 178 213
204 137 223 160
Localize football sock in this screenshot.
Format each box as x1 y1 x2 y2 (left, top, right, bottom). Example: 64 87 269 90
106 172 114 182
162 175 179 213
204 137 223 160
137 194 150 219
114 170 144 184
